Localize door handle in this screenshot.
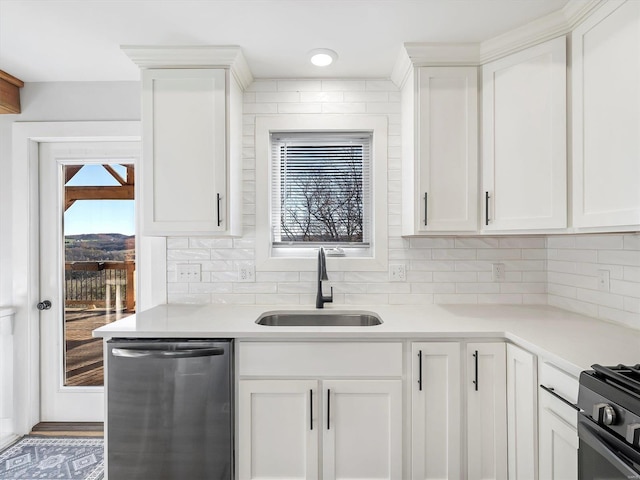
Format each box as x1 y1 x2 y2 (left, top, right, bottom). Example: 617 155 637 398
327 389 331 430
37 300 52 310
216 193 222 227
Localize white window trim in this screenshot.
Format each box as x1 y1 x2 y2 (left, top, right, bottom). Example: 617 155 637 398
256 114 388 272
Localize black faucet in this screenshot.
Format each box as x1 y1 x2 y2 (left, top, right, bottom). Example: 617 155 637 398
316 247 333 309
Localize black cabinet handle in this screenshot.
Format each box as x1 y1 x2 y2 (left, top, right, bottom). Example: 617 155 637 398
424 192 428 226
418 350 423 391
310 389 313 430
473 350 479 391
485 192 490 226
216 193 222 227
327 389 331 430
540 385 580 411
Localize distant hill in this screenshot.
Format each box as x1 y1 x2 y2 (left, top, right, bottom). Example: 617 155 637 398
65 233 135 261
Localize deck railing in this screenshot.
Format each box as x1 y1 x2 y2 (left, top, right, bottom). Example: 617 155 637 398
65 260 135 312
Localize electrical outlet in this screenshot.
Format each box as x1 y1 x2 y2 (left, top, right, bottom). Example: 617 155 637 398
177 263 201 282
598 269 610 292
238 264 255 282
492 263 505 282
389 264 406 282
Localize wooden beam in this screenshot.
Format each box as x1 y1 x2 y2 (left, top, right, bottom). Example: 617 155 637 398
0 70 24 114
65 166 83 184
65 185 134 211
102 164 127 185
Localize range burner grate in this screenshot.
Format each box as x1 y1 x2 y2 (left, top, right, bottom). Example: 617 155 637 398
592 363 640 397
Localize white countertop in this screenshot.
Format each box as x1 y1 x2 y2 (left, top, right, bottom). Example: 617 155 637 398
93 303 640 377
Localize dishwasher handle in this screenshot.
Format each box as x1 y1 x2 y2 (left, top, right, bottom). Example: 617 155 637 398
111 346 224 359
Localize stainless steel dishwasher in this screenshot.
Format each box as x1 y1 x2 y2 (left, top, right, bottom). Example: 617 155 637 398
106 338 233 479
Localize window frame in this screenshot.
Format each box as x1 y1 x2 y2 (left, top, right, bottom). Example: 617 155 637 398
256 115 388 272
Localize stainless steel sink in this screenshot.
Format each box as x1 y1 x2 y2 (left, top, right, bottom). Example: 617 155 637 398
256 311 383 327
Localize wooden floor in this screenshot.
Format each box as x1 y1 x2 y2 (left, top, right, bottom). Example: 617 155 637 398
65 308 133 386
30 422 104 437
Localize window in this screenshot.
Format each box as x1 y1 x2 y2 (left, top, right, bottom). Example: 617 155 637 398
271 132 371 248
255 114 388 271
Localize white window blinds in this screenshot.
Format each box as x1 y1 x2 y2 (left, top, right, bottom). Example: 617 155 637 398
270 131 372 246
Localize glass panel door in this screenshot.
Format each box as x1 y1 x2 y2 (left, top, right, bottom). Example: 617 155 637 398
63 163 135 387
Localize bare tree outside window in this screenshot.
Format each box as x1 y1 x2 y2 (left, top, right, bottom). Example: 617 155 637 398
280 147 363 242
272 133 371 246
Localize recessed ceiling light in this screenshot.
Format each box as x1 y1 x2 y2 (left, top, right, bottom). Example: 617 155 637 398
309 49 338 67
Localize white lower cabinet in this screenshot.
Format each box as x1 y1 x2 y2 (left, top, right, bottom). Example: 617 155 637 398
467 342 508 480
538 407 578 480
238 380 318 480
323 380 403 480
538 362 579 480
411 342 461 480
237 342 403 480
238 378 402 480
506 344 538 480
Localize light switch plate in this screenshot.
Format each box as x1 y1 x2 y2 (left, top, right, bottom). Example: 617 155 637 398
177 263 201 282
598 269 610 292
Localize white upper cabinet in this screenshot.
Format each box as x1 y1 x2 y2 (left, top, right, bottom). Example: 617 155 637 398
482 37 567 232
571 0 640 230
142 68 243 235
402 67 478 234
122 46 252 236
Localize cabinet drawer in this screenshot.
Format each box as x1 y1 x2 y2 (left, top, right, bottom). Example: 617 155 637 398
539 361 579 427
239 342 402 377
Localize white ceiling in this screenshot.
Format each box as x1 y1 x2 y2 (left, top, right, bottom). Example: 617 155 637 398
0 0 572 82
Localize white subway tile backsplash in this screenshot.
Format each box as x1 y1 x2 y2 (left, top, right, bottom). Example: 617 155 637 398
278 103 322 114
599 249 640 266
161 80 640 330
277 80 322 92
624 234 640 250
321 80 366 91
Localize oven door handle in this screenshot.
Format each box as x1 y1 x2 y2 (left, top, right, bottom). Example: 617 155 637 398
579 414 640 477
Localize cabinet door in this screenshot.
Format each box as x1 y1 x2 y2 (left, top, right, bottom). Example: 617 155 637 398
482 37 566 231
414 67 478 233
467 342 508 480
238 379 318 480
538 406 578 480
411 342 461 480
506 344 537 480
572 0 640 229
142 68 227 235
323 379 402 480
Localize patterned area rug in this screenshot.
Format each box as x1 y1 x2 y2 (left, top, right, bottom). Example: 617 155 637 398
0 436 103 479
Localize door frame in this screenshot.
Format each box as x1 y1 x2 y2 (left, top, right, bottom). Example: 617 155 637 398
11 121 167 433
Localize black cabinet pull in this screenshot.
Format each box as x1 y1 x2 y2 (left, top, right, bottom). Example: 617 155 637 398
310 389 313 430
540 385 580 411
327 389 331 430
473 350 479 391
216 193 222 227
418 350 423 391
424 192 428 226
485 192 490 226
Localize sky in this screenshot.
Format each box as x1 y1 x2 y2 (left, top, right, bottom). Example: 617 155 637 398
63 164 135 236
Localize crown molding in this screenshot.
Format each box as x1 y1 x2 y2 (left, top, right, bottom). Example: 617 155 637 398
121 45 254 90
391 43 480 88
480 0 603 63
392 0 604 81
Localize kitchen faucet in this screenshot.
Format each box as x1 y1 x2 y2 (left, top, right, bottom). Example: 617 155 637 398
316 247 333 309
